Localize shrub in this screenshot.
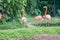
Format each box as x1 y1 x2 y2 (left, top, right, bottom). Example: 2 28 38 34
0 0 27 22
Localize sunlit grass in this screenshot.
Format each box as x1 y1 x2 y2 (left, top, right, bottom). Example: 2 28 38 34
0 27 60 38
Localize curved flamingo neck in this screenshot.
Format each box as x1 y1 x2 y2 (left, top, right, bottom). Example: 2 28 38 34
44 8 47 16
21 9 24 17
22 12 24 17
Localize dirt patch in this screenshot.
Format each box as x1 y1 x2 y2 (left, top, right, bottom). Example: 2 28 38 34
29 34 60 40
23 34 60 40
0 34 60 40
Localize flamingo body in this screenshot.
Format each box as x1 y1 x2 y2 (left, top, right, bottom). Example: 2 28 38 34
43 6 51 26
22 17 27 23
0 13 2 20
45 14 51 20
34 16 44 22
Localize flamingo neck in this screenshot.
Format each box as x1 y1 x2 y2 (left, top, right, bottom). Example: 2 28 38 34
22 13 24 17
21 9 24 17
44 8 47 16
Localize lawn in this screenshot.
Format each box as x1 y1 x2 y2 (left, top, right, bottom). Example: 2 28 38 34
0 27 60 38
0 17 60 39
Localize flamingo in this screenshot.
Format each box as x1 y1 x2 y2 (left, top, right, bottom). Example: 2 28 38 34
0 12 2 20
21 9 27 23
43 6 51 26
34 16 44 22
32 15 44 27
0 12 2 23
21 9 35 28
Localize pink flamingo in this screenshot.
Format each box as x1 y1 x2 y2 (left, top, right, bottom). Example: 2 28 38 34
0 12 2 20
43 6 51 26
21 9 27 23
34 16 44 22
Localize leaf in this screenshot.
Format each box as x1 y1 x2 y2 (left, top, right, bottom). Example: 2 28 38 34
58 10 60 14
35 9 39 15
7 0 11 3
0 0 3 2
4 3 7 7
0 6 3 10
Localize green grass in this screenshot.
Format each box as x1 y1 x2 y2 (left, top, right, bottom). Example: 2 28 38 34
0 17 60 29
0 17 60 38
0 27 60 38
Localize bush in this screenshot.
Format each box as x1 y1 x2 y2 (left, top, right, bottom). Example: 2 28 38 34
58 9 60 16
0 0 27 22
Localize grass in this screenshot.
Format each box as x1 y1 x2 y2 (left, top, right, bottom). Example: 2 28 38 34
0 17 60 29
0 17 60 38
0 27 60 38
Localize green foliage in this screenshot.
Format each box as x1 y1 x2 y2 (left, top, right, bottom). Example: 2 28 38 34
34 9 42 15
0 20 25 29
58 9 60 15
0 0 60 22
26 0 37 15
26 0 54 16
0 0 27 22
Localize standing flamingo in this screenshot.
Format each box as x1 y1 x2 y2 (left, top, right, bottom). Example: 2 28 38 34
0 12 2 23
21 9 27 23
21 9 35 28
43 6 51 26
0 12 2 20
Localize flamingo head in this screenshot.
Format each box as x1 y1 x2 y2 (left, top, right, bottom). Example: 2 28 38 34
43 6 47 8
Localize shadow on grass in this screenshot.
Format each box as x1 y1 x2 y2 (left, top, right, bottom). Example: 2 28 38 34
33 22 60 27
